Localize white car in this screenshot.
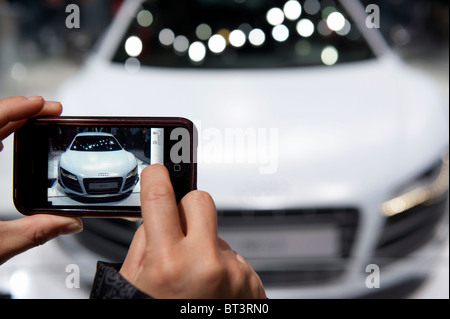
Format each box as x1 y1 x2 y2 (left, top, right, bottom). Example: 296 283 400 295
1 0 447 298
58 132 139 198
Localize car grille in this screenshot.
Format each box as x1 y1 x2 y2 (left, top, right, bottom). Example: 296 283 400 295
73 208 359 286
373 193 448 266
83 177 123 195
217 208 359 286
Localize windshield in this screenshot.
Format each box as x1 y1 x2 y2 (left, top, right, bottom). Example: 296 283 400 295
70 136 123 152
112 0 375 68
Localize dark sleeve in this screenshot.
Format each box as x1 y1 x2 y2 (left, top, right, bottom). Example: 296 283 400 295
90 261 153 299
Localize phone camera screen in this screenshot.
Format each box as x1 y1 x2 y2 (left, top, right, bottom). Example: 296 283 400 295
14 117 196 216
47 126 166 207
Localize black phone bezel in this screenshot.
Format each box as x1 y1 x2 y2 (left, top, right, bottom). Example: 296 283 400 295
13 116 197 217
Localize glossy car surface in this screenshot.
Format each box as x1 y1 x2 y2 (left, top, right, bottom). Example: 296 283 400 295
0 0 446 299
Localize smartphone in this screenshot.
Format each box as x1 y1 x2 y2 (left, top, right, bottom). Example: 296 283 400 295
13 116 197 217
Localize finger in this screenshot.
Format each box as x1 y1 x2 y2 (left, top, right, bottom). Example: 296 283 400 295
233 251 246 264
0 215 83 265
218 238 250 268
34 100 63 117
0 100 62 142
0 96 45 128
218 236 232 251
226 249 266 298
120 225 146 281
140 164 183 246
178 190 217 243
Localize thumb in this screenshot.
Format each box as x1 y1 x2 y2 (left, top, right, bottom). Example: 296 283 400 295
0 215 83 265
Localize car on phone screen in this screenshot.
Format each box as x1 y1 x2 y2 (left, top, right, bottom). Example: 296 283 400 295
0 0 447 298
58 132 139 198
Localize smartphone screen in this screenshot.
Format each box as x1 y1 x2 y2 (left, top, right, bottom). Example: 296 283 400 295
14 117 197 217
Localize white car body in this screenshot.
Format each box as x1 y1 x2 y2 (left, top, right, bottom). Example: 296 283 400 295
0 0 447 298
55 0 449 298
58 132 138 197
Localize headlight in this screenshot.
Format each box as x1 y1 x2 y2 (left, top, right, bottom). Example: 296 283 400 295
127 166 138 178
382 153 449 217
60 167 78 181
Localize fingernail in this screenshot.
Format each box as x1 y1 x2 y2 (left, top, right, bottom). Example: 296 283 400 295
26 96 44 101
45 101 61 107
61 221 83 235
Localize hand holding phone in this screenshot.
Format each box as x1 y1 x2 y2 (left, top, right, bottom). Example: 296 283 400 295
0 96 83 265
0 96 61 149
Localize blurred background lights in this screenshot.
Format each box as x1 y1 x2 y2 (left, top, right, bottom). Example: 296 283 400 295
159 28 175 46
10 62 28 81
10 270 30 298
336 19 351 36
229 29 246 47
295 40 311 56
249 28 265 46
318 20 332 36
272 24 289 42
173 35 189 53
283 1 302 20
304 0 320 15
296 19 314 37
196 23 212 40
321 45 339 65
327 12 346 31
124 57 141 73
136 10 153 27
266 8 284 26
124 36 142 57
188 41 206 62
238 23 253 35
208 34 226 53
322 6 337 20
217 28 231 44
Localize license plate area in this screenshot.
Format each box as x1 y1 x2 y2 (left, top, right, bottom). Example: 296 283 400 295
83 177 123 194
219 226 341 259
89 182 119 190
217 208 359 260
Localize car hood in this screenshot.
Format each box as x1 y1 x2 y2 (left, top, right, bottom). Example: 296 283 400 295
58 55 448 208
60 150 135 178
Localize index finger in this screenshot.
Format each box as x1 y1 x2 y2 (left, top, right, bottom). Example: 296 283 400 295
0 100 63 142
0 96 45 128
140 164 184 246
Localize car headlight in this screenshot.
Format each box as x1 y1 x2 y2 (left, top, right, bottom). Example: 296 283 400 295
382 152 449 217
60 167 78 181
127 166 138 178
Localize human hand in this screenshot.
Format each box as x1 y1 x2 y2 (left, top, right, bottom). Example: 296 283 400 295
0 96 65 151
0 96 83 265
120 164 266 299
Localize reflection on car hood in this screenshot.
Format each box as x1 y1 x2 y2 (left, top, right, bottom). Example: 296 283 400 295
57 56 448 207
60 150 135 178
